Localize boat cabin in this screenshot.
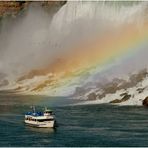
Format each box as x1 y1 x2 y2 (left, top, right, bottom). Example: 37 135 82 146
44 109 53 116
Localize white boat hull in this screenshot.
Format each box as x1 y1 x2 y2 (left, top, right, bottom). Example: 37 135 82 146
25 120 55 128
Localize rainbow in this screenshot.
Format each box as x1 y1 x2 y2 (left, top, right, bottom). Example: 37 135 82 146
31 20 148 95
49 22 148 94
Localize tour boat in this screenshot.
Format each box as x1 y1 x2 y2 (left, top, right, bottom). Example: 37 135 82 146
25 107 55 128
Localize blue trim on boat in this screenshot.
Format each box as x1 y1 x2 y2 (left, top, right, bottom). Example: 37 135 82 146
25 112 44 116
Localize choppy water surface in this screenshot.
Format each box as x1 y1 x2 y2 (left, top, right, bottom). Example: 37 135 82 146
0 91 148 146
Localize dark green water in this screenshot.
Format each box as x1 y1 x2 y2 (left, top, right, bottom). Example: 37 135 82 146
0 91 148 147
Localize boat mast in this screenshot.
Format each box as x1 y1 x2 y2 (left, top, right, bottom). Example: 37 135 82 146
31 105 36 113
33 106 36 113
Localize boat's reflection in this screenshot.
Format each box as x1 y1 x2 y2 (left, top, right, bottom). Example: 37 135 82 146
26 126 56 134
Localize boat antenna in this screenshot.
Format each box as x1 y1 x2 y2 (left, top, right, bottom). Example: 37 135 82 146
31 105 35 113
33 106 36 113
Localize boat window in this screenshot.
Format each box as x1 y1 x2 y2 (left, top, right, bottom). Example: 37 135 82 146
25 117 37 121
44 111 53 114
37 119 54 122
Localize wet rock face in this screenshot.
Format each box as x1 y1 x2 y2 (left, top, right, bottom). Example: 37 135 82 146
0 2 29 17
137 88 145 94
143 97 148 107
110 99 121 103
110 94 131 104
41 1 67 14
0 1 67 17
87 92 97 100
85 69 148 101
120 92 128 97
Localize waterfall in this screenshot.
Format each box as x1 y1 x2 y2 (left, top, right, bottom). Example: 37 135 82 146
0 1 147 90
46 1 147 57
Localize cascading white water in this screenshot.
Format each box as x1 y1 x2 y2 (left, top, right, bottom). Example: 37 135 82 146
49 1 147 46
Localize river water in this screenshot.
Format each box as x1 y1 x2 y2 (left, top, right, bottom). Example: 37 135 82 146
0 90 148 146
